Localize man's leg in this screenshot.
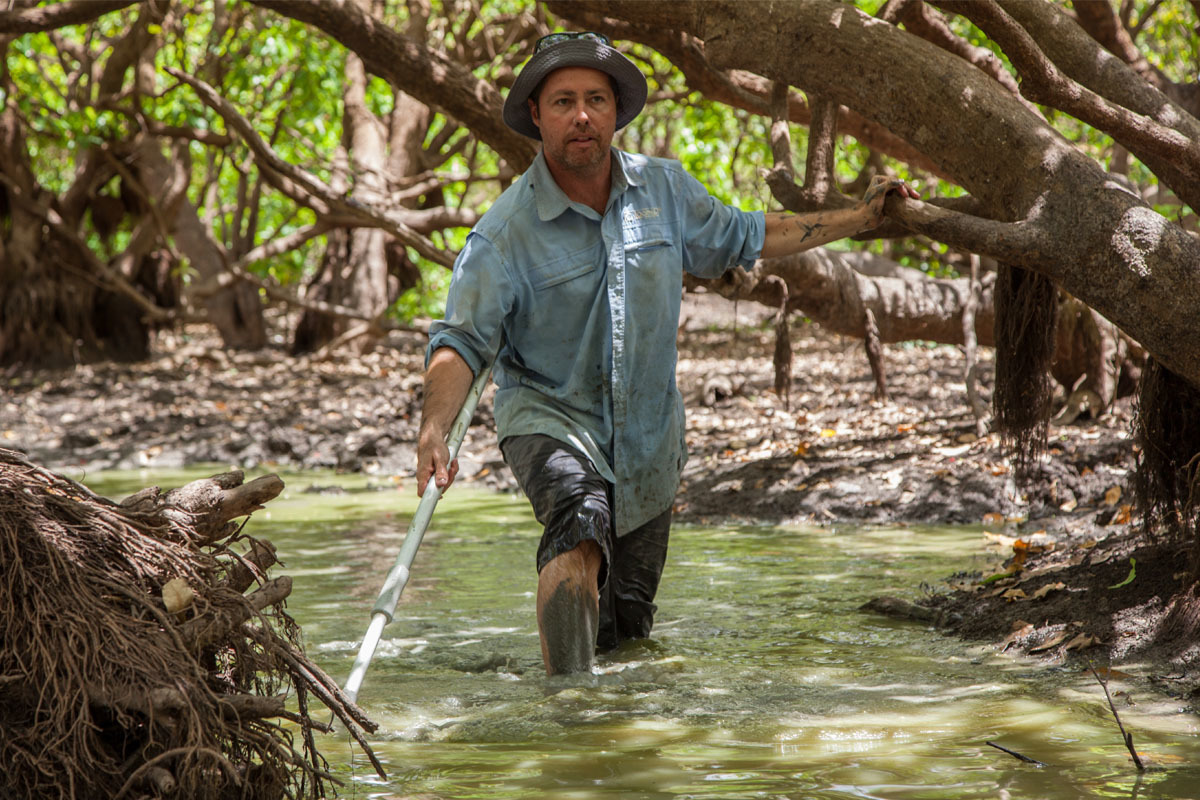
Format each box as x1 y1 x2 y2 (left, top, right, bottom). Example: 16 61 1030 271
501 435 613 676
537 539 601 675
597 508 671 652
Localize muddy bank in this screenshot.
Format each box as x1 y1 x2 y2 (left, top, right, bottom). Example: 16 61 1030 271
8 294 1196 697
3 296 1136 533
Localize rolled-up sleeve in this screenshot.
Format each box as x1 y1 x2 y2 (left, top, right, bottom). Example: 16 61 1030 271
676 170 765 279
426 233 513 375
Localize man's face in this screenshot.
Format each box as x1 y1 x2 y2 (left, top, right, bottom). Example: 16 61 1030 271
529 67 617 176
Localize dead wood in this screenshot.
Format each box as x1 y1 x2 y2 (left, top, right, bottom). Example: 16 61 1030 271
1088 660 1145 771
180 577 294 652
985 740 1048 767
222 538 279 593
0 448 379 800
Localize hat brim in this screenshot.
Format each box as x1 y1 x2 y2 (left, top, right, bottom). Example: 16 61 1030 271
502 39 648 140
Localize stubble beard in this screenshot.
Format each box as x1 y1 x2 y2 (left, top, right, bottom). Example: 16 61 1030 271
551 127 608 176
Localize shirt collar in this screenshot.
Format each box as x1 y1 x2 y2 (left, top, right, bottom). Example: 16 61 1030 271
531 148 639 222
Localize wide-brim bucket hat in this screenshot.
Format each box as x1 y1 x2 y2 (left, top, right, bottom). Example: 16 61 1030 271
502 35 648 140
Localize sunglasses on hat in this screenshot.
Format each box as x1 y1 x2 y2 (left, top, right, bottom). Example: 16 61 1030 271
534 31 611 53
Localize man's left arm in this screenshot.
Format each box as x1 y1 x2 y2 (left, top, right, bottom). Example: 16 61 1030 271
760 176 918 259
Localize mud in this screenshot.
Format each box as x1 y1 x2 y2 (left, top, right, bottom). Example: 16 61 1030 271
3 293 1195 699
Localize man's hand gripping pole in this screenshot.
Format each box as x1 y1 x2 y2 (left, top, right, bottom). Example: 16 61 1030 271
343 363 492 704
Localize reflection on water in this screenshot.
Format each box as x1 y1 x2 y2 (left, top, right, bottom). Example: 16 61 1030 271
81 470 1200 799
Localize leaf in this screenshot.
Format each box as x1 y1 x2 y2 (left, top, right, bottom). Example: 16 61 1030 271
1029 630 1070 653
1109 558 1137 589
1064 633 1100 651
1002 588 1027 601
1111 504 1133 525
1002 622 1035 650
1031 582 1066 600
1104 485 1122 506
162 577 194 614
1091 667 1133 680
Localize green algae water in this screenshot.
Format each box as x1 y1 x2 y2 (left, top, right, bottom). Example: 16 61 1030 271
81 468 1200 799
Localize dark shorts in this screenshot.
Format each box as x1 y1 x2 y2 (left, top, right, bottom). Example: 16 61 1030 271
501 434 672 651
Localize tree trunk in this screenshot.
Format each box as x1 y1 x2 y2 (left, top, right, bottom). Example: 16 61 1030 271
557 0 1200 391
694 246 1142 414
292 13 392 355
0 106 151 365
292 2 434 355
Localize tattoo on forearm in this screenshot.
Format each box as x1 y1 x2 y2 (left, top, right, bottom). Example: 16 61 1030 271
798 219 826 242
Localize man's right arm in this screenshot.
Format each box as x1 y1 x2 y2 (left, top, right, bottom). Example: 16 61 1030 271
416 347 475 496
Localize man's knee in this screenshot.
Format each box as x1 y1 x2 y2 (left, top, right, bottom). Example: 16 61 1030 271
541 539 602 584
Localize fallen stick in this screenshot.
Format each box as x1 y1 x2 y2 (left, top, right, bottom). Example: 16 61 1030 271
985 740 1049 767
1088 660 1146 771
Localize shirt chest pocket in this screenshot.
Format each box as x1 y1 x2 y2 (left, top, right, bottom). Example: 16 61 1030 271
626 221 678 275
527 247 600 292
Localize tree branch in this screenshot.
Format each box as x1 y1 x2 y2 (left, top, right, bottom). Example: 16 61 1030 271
804 94 838 204
164 67 455 268
232 223 333 272
0 0 138 34
763 80 802 211
1024 0 1198 114
545 2 946 177
247 0 537 171
879 0 1030 106
937 0 1200 210
885 195 1048 268
190 257 424 337
692 246 998 348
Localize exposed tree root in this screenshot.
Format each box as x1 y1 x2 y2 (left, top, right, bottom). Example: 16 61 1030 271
1134 358 1200 574
993 264 1058 480
0 448 379 799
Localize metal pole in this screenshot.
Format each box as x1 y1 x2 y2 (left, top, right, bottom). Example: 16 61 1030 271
343 364 492 704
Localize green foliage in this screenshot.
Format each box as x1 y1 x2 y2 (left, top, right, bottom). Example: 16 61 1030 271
1108 557 1137 589
7 0 1198 329
1133 0 1198 82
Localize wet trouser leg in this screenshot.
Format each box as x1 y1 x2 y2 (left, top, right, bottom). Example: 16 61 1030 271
502 435 610 674
501 434 672 669
596 506 670 653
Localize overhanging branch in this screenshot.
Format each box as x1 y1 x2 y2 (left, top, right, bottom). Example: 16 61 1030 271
164 67 455 269
937 0 1200 210
0 0 138 33
885 196 1047 268
247 0 537 171
546 1 945 177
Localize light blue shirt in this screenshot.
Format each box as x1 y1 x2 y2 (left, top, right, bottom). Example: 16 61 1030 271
428 148 765 535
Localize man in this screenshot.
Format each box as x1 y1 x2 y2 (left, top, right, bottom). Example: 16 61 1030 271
416 32 917 676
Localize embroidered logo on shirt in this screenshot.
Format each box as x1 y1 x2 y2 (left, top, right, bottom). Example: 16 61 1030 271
624 206 661 221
